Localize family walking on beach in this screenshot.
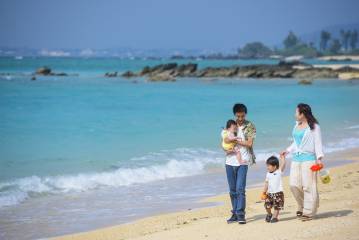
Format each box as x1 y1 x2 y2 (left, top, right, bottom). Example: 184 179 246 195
221 103 323 224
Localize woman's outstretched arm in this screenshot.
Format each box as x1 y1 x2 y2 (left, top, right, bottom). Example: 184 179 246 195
314 124 324 162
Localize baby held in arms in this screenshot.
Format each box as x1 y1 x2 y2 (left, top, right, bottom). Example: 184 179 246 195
221 120 245 164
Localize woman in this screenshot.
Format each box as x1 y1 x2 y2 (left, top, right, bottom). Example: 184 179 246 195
281 103 323 221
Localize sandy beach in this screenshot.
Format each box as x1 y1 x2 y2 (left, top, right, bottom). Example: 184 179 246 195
2 2 359 240
318 55 359 61
53 148 359 240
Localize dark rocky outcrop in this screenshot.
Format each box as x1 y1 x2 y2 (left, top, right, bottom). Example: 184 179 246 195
139 66 152 76
121 71 136 78
122 61 359 81
292 68 337 79
197 66 239 78
298 79 313 85
175 63 197 76
148 73 176 82
138 63 197 81
36 67 52 75
105 72 118 77
35 67 69 76
55 72 68 76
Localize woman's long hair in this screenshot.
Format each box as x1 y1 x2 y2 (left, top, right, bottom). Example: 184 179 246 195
297 103 318 130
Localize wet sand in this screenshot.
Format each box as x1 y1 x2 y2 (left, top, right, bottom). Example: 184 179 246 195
53 148 359 240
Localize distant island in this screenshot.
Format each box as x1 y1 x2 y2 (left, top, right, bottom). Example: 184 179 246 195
170 29 359 60
1 29 358 60
99 29 359 82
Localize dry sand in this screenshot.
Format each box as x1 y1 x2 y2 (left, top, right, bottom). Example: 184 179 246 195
54 149 359 240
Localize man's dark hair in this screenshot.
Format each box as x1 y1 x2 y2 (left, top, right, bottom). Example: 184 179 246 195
226 119 237 129
233 103 247 115
266 156 279 169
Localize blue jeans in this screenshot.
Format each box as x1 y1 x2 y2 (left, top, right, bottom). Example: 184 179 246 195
225 164 248 216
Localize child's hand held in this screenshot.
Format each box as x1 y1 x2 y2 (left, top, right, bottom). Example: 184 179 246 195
260 192 267 200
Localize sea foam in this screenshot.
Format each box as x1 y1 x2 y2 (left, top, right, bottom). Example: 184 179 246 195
0 148 222 208
1 135 359 208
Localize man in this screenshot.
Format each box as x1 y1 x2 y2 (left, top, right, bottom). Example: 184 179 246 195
223 103 256 224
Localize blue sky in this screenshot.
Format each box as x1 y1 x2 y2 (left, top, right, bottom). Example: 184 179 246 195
1 0 359 50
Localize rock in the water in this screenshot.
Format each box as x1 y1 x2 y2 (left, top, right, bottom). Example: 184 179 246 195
148 73 176 81
55 72 68 76
197 66 239 77
237 65 276 78
147 63 178 76
105 72 118 77
175 63 197 76
137 63 198 81
36 67 52 75
35 67 70 76
298 79 313 85
140 66 151 76
271 69 296 78
31 76 36 81
153 63 177 72
293 68 337 79
127 61 356 81
121 71 136 78
237 68 257 78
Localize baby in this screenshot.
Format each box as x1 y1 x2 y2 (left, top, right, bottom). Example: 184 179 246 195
262 155 286 223
221 119 244 164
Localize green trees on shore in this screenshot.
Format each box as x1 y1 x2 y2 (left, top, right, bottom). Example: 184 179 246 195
320 31 331 51
238 29 359 59
283 31 300 49
349 30 358 50
238 42 272 59
318 29 358 55
279 31 318 58
329 39 341 54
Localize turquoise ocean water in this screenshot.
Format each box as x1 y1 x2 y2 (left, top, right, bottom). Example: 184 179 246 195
1 57 359 239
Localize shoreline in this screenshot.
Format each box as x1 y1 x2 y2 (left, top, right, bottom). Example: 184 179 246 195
53 147 359 240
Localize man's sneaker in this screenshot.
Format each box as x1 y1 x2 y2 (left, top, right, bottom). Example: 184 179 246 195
237 215 246 224
226 214 238 224
265 213 272 222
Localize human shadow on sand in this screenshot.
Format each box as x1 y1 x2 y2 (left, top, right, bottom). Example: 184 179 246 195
246 209 352 223
314 209 353 219
246 211 295 223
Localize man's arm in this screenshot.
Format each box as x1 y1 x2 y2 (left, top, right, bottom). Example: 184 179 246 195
238 122 256 148
238 137 254 148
